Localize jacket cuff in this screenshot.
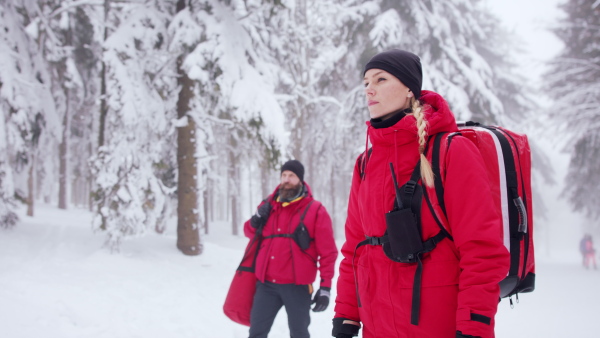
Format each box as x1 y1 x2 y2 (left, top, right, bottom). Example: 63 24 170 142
456 308 493 338
320 278 332 289
332 318 361 337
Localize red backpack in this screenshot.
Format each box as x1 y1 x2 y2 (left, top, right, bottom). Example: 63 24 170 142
425 121 535 301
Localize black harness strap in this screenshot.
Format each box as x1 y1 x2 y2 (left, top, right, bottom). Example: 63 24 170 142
264 234 293 239
263 201 314 241
354 158 449 325
300 201 314 221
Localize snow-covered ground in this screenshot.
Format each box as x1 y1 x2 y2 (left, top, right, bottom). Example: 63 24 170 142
1 204 599 338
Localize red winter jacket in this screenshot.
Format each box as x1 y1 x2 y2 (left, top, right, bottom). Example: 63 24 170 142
244 183 338 289
334 91 510 338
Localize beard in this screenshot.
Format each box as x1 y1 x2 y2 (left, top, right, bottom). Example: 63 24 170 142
279 182 303 201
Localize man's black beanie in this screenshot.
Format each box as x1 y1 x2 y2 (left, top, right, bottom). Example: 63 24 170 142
363 49 423 99
281 160 304 182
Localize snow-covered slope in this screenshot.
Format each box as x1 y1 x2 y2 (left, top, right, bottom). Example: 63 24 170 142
1 205 599 338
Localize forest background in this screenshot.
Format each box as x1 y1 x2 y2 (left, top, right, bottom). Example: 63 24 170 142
1 0 599 256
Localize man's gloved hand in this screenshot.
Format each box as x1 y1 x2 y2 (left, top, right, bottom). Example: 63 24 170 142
456 331 481 338
311 287 330 312
332 318 360 337
335 334 354 338
250 201 272 229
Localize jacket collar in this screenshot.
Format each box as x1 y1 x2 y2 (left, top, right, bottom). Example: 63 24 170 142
269 182 314 208
366 90 459 148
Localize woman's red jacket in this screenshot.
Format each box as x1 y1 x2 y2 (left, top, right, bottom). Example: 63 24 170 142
334 91 510 338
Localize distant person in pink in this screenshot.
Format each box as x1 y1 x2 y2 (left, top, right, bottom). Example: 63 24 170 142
579 234 597 269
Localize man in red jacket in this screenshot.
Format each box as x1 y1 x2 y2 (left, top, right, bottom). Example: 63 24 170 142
244 159 338 338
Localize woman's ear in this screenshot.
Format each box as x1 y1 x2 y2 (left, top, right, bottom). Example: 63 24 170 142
407 90 414 98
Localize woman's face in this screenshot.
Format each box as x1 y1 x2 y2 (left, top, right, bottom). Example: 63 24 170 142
363 69 413 120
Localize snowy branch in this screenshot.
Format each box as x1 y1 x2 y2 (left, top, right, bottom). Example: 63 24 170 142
48 0 105 19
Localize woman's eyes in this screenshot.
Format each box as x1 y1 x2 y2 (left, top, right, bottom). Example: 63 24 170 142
364 78 386 87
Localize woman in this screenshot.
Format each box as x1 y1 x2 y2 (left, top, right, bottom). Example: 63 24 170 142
332 49 510 338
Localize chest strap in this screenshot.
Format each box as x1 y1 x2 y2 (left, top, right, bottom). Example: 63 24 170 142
356 230 446 253
264 234 293 239
354 230 447 325
263 201 314 242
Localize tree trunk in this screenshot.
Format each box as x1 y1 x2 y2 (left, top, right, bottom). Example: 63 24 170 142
98 0 110 148
329 165 337 238
58 14 73 210
203 188 209 235
175 0 201 255
229 137 240 235
27 159 34 217
58 86 69 209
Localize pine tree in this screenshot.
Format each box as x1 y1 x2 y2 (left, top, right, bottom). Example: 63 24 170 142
544 0 600 220
173 0 290 239
90 1 174 250
70 6 100 209
0 1 58 223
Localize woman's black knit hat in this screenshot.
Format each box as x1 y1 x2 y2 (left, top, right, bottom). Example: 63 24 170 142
281 160 304 182
364 49 423 99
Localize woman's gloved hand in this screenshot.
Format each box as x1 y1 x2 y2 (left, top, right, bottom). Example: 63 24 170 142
332 318 360 337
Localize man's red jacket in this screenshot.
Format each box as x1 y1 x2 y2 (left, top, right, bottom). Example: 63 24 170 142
334 91 510 338
244 183 338 289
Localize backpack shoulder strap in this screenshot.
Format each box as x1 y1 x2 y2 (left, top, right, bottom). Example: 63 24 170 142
423 132 460 241
431 131 462 216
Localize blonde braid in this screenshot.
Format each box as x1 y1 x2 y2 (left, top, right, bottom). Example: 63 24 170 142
411 98 434 187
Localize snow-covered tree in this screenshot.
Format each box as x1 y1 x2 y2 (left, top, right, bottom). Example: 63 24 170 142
90 2 174 250
0 1 58 223
238 0 377 231
364 0 533 124
544 0 600 220
169 0 289 243
69 6 101 208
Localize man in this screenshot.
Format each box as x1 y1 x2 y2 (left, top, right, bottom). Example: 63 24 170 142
244 159 338 338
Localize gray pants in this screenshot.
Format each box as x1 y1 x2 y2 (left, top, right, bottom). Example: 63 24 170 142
249 281 312 338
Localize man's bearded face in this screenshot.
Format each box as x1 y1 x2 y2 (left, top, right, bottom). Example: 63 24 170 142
279 171 302 200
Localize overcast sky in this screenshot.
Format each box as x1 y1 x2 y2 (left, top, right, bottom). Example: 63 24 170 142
484 0 565 82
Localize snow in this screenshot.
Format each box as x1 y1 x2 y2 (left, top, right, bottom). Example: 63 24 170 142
2 204 600 338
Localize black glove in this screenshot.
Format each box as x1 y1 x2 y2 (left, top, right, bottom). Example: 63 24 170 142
250 201 272 229
456 331 481 338
335 334 354 338
311 287 330 312
332 317 360 337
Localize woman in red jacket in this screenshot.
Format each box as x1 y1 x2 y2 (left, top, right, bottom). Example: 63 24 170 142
332 49 510 338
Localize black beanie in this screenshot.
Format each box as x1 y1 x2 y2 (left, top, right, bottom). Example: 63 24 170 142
363 49 423 99
281 160 304 182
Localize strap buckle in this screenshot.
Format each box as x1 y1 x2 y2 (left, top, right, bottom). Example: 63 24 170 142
365 235 387 246
404 180 417 195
